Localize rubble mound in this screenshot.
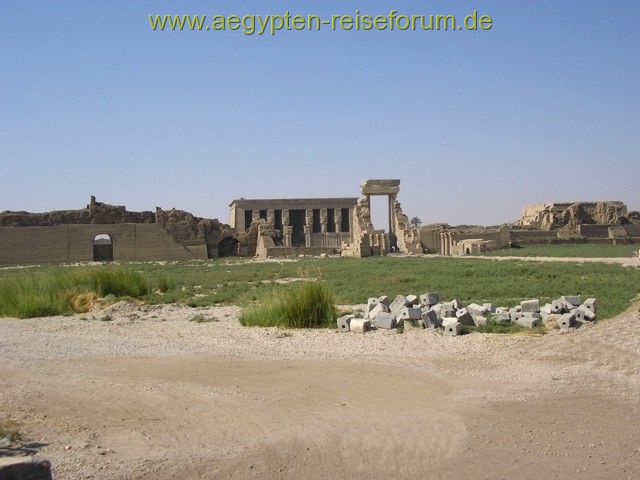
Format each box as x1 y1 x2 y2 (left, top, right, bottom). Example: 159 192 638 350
515 201 638 230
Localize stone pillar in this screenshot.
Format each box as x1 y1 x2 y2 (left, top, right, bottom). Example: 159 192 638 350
267 209 275 224
334 209 342 234
304 209 313 247
284 226 293 247
320 208 328 246
251 210 260 223
282 209 289 226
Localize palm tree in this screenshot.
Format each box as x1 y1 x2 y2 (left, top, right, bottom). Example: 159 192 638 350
409 216 422 228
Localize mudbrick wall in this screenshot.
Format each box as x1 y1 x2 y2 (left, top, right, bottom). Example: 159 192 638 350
0 197 235 265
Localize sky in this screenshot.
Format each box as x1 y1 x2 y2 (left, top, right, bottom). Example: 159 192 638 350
1 0 638 229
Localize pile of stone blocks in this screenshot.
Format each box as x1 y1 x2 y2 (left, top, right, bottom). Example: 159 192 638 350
336 293 598 335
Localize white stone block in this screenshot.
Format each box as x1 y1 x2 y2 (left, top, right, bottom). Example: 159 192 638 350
350 318 371 333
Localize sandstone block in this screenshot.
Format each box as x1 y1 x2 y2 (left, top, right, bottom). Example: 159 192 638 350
582 298 598 314
368 302 390 320
558 312 575 330
517 316 540 328
350 318 371 333
561 295 581 307
378 295 391 306
575 305 596 322
405 294 419 306
492 313 511 324
421 309 441 329
443 320 462 336
372 312 396 329
520 299 540 313
420 292 440 306
337 315 352 332
399 307 422 321
455 308 474 326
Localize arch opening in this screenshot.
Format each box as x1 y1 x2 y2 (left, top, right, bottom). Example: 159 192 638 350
93 234 113 261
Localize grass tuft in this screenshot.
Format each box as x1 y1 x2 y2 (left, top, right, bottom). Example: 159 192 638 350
0 266 149 318
240 281 337 328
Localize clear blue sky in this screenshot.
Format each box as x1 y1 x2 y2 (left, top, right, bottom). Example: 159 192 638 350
1 0 638 228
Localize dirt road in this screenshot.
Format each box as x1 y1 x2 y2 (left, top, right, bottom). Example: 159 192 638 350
1 303 639 479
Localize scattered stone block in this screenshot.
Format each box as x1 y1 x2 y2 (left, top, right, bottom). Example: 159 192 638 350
420 292 440 306
582 298 598 314
349 318 371 333
390 295 408 316
495 306 509 314
558 312 575 330
337 315 352 332
512 305 522 313
517 316 540 328
520 299 540 313
473 315 487 327
540 303 553 315
561 295 581 307
467 303 488 315
421 309 441 329
441 307 456 319
405 294 419 306
455 308 474 326
367 298 380 312
510 311 524 322
550 299 563 314
372 312 396 329
443 320 462 336
451 299 463 310
492 313 511 324
378 295 391 307
399 307 422 321
368 302 389 320
482 303 496 313
575 305 596 322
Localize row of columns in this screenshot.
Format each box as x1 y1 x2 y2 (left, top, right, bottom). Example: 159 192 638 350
302 208 343 247
251 208 348 248
439 232 457 256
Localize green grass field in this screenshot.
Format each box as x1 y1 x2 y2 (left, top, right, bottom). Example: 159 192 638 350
484 243 638 258
1 256 639 319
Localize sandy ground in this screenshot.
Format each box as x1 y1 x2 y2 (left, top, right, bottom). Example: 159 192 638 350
1 301 639 479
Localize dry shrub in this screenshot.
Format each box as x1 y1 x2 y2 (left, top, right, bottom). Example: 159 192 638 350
67 292 99 313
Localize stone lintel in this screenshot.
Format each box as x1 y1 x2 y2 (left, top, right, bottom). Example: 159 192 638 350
360 179 400 196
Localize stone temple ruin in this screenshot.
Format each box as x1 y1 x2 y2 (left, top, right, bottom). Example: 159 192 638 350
0 182 638 266
0 180 422 265
228 179 422 258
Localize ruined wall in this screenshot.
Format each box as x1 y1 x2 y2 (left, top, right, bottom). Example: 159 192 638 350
0 224 207 266
0 197 234 265
514 201 634 230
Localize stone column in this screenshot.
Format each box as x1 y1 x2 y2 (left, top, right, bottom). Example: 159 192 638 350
304 209 313 247
251 210 260 223
267 209 275 224
282 209 289 226
334 209 342 246
284 226 293 247
320 208 328 246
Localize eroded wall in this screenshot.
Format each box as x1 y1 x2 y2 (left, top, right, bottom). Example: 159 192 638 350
0 224 207 266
